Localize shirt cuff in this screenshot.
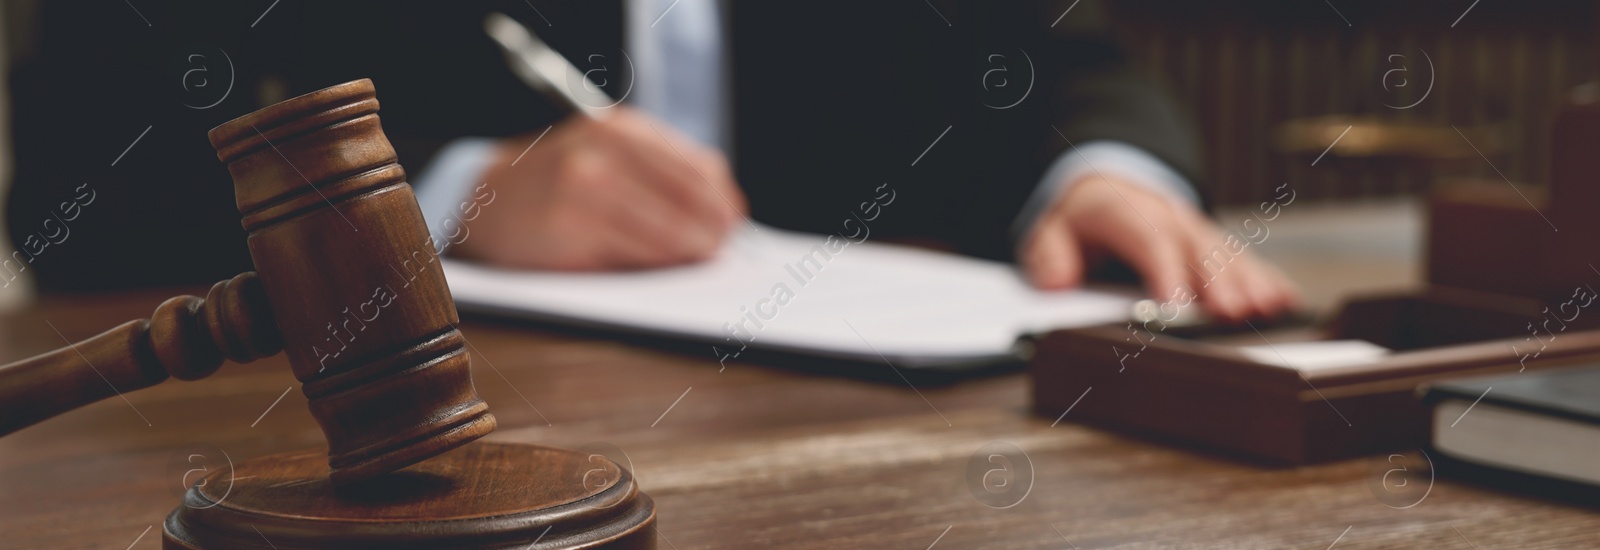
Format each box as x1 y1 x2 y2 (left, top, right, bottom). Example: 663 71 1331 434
1012 140 1200 241
412 138 501 254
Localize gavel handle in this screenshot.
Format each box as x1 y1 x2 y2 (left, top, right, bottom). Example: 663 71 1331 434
0 273 282 435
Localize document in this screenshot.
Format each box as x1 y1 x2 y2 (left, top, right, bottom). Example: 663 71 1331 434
442 225 1138 368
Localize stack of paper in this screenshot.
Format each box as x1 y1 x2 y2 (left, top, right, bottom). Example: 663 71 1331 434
442 225 1138 368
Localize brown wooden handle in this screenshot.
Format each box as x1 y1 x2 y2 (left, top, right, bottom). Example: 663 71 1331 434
0 272 282 435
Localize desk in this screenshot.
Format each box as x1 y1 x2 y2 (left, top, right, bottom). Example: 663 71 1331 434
3 202 1599 549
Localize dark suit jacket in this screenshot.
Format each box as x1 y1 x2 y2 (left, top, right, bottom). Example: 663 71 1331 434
6 0 1201 291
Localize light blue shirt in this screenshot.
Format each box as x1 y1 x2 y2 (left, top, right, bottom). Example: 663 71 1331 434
416 1 1196 252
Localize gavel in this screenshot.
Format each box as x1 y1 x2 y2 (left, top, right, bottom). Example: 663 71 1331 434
0 79 496 486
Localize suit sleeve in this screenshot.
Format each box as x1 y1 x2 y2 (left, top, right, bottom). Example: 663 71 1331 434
1036 0 1204 202
948 0 1204 261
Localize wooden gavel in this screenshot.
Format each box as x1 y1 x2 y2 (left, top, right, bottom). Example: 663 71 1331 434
0 79 496 486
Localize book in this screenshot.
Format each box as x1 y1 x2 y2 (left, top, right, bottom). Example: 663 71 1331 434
441 224 1140 369
1423 365 1600 487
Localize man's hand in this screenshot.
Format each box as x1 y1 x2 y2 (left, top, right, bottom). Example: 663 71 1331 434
453 107 747 270
1020 175 1299 322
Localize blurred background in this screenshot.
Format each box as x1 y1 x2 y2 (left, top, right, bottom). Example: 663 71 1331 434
0 0 1591 310
1113 0 1594 204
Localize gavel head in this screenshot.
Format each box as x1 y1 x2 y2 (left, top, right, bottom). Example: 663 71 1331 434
207 79 496 485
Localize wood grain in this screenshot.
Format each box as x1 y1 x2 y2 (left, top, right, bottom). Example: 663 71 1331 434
0 272 279 436
1 289 1597 549
163 442 653 549
1035 287 1600 465
207 79 495 485
0 80 497 489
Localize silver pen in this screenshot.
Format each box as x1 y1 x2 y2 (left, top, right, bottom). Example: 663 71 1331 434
484 11 607 119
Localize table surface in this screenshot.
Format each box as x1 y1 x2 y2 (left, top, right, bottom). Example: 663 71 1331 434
4 201 1599 549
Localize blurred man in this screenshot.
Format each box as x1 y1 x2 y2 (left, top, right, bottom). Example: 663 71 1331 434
7 0 1294 320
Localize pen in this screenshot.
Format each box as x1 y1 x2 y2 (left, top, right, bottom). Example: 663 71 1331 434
484 11 607 119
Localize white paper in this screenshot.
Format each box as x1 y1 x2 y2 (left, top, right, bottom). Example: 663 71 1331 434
441 224 1137 367
1238 339 1391 372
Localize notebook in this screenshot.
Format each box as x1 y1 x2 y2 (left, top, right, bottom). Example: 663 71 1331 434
1423 365 1600 487
441 224 1140 368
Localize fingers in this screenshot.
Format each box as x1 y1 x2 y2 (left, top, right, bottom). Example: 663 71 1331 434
1104 222 1189 306
689 147 749 229
1060 185 1188 303
605 169 723 266
608 110 748 232
1020 210 1084 290
1235 256 1302 318
1189 246 1252 322
552 145 722 268
1037 175 1302 322
533 109 741 268
1186 230 1299 322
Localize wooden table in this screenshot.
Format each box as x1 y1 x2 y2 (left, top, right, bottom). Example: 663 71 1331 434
2 290 1596 549
3 203 1599 548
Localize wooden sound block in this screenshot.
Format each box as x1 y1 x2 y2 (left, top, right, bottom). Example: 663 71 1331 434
163 442 655 549
1033 288 1600 465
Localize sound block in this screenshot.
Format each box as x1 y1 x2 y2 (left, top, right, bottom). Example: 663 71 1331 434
163 442 655 549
